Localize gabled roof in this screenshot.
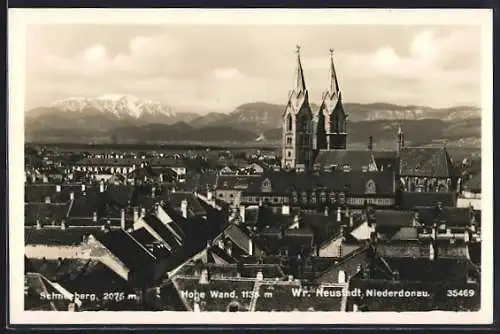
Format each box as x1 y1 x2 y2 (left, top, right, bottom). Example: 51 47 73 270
399 147 455 177
141 214 182 250
167 192 207 218
415 206 473 227
25 202 71 226
374 210 415 228
462 173 481 192
314 150 375 171
25 226 108 246
25 273 73 311
243 170 394 195
400 192 456 209
98 229 157 271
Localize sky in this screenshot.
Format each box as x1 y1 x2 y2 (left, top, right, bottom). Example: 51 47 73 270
24 24 483 113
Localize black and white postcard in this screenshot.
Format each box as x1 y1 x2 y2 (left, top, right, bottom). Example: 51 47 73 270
8 8 493 325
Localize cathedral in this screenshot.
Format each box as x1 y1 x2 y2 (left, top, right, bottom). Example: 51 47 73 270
280 46 460 200
281 46 348 170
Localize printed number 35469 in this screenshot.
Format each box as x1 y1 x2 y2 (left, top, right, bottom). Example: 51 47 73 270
447 289 476 298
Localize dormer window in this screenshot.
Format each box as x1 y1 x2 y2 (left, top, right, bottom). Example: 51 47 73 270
301 192 308 204
329 192 336 204
261 178 272 192
292 192 298 203
365 180 376 194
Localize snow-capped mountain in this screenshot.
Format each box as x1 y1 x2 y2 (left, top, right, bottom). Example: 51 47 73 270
48 94 175 119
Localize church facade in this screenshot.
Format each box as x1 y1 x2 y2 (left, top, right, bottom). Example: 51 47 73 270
281 47 347 171
280 46 461 204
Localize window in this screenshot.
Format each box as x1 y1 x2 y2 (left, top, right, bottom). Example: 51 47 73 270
286 114 293 131
329 192 336 204
365 180 376 194
287 151 292 158
320 192 327 203
310 193 317 204
301 192 308 204
286 137 293 146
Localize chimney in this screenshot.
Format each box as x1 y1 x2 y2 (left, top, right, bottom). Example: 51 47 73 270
154 202 160 215
56 184 61 193
338 270 346 283
353 304 359 312
256 270 263 281
181 199 188 219
44 196 51 204
132 207 139 222
92 211 98 223
43 175 48 183
151 186 156 198
225 240 233 256
81 184 86 193
337 207 342 223
324 206 329 216
69 192 74 201
199 268 210 284
349 214 354 228
159 173 164 183
60 219 66 230
287 275 294 282
36 218 41 230
281 204 290 216
248 237 253 256
120 209 126 229
239 206 246 222
207 190 213 201
429 242 435 260
193 300 201 312
140 207 146 218
99 180 105 193
464 231 470 243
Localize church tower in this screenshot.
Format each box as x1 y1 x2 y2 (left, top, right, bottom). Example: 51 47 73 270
316 49 348 150
281 46 314 170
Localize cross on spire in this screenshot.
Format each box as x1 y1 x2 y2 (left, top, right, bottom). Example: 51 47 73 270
294 45 306 93
329 48 340 95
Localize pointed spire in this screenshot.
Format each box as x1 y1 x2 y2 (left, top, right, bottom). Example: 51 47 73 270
329 48 340 95
294 45 306 93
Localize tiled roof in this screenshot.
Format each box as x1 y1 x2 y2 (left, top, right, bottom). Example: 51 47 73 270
172 276 256 311
415 206 473 227
375 242 431 258
25 226 109 246
374 210 415 228
25 203 71 226
216 175 262 190
98 229 157 271
254 282 346 311
167 192 207 218
24 273 72 311
142 214 181 250
75 157 137 166
399 147 455 177
314 149 375 171
149 158 186 168
462 173 481 192
400 192 456 209
384 257 472 282
389 227 419 241
25 184 71 203
242 171 395 195
176 263 286 279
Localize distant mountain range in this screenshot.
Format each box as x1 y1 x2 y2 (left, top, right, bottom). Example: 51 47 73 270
25 95 482 148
